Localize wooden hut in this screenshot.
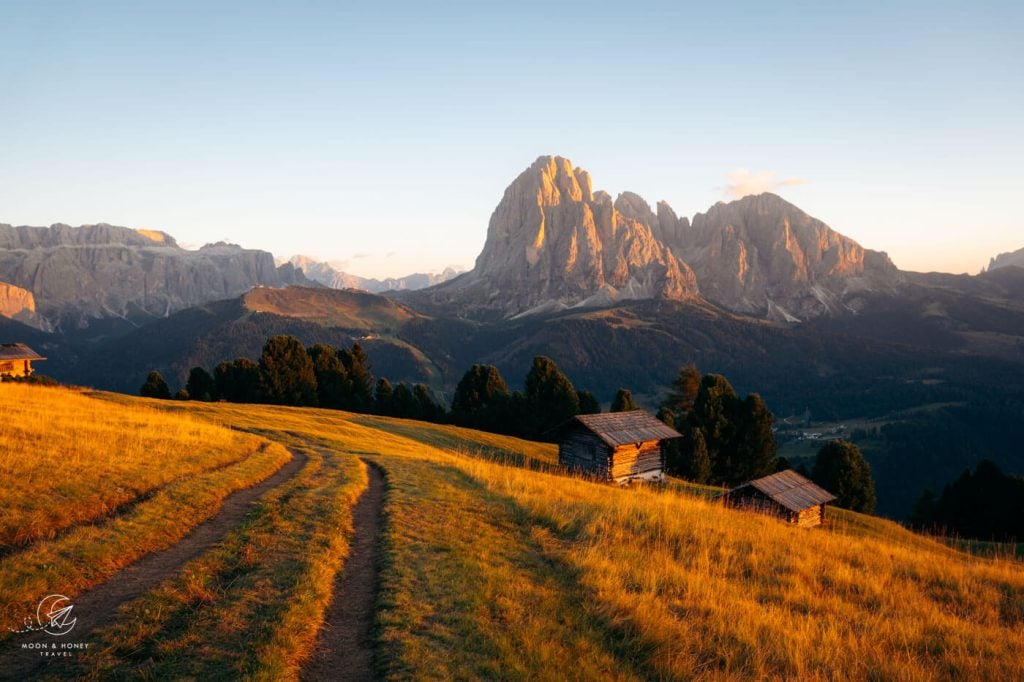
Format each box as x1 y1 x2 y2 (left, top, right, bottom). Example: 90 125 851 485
0 343 45 378
557 410 682 483
720 470 836 527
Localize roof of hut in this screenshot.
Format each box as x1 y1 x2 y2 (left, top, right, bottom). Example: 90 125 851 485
729 470 836 512
0 343 45 361
568 410 682 447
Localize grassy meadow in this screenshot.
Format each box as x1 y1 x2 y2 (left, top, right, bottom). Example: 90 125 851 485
3 385 1023 679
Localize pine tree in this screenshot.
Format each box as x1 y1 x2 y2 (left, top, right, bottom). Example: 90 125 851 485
610 388 637 413
374 378 394 416
683 428 712 484
662 364 701 415
812 439 876 513
450 364 510 429
576 390 601 415
140 371 171 399
214 358 261 403
259 335 317 406
524 356 579 440
308 344 349 408
338 343 374 411
185 367 216 402
731 393 779 483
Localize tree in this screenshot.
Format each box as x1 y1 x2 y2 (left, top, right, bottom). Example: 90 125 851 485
812 439 876 513
214 358 261 403
140 371 171 399
259 335 317 406
576 390 600 415
413 384 444 422
524 356 579 439
338 343 374 411
662 364 701 415
374 378 395 416
689 373 738 483
610 388 637 413
391 383 415 418
308 344 349 408
730 393 779 483
450 364 510 430
680 428 711 484
185 366 216 402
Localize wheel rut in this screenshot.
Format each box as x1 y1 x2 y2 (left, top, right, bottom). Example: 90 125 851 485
0 447 308 679
302 458 386 682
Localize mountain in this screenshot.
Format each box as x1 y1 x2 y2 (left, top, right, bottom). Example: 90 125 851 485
287 255 462 293
669 193 901 321
63 286 447 394
988 246 1024 272
407 156 699 318
407 156 901 321
0 281 47 330
0 223 295 328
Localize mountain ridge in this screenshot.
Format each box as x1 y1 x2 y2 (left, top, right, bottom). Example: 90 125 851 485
405 155 901 321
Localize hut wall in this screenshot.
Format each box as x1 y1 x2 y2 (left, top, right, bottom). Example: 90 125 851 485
795 504 825 528
558 428 613 477
609 440 663 481
0 359 31 377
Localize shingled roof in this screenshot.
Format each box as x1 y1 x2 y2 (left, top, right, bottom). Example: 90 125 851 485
732 470 836 512
570 410 682 447
0 343 45 361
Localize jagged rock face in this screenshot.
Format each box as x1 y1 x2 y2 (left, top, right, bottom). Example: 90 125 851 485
669 194 900 320
428 156 698 317
988 247 1024 272
0 281 46 330
0 223 283 327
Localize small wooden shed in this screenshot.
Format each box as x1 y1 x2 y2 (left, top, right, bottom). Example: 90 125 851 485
720 470 836 527
0 343 45 378
557 410 682 483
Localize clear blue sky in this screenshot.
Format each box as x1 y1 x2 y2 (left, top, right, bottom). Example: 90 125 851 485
1 1 1021 277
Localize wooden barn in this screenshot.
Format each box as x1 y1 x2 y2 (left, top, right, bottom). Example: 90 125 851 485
0 343 45 378
720 470 836 527
557 410 682 483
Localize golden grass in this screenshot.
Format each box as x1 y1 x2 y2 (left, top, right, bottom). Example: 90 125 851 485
75 437 367 680
0 386 290 637
39 392 1024 679
0 383 266 548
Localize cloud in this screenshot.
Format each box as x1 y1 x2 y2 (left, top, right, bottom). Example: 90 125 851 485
722 169 806 200
352 252 370 259
385 250 397 258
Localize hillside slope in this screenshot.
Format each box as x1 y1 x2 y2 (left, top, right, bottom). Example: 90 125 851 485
86 393 1024 680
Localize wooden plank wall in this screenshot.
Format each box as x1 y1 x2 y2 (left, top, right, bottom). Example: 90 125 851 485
610 440 662 481
558 429 612 477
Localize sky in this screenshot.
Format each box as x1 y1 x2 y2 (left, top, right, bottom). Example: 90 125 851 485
1 1 1021 278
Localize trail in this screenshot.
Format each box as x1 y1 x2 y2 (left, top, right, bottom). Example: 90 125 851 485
0 448 308 680
302 459 386 682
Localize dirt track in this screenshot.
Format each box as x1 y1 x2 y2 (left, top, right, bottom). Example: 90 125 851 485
0 447 308 680
302 459 386 682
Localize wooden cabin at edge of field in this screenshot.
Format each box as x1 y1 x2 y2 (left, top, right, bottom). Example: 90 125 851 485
720 469 837 527
0 343 45 378
557 410 683 483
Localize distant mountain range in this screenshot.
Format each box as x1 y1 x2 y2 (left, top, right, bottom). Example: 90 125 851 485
988 246 1024 272
2 155 1023 519
285 255 462 293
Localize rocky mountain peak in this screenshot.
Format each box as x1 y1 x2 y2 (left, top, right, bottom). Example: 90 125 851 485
988 246 1024 272
421 155 699 318
668 192 899 320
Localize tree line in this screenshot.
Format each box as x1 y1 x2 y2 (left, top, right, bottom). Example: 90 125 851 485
141 338 874 511
910 459 1024 542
